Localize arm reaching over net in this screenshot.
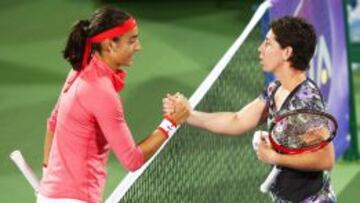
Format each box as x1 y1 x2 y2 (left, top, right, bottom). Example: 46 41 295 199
163 93 267 136
137 96 190 162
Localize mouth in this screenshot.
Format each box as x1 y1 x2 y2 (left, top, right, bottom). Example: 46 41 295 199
128 54 134 61
259 57 263 64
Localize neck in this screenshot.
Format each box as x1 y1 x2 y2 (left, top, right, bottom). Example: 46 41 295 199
274 65 306 91
94 52 120 71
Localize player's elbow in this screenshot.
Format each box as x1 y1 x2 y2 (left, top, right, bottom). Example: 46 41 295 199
316 143 335 171
126 163 141 172
214 114 247 136
322 156 335 170
316 155 335 171
323 144 335 170
123 159 143 172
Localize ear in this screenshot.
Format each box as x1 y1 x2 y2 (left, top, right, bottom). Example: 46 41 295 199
282 46 293 61
100 39 113 53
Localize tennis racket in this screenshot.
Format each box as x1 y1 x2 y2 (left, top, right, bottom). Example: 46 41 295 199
9 150 40 192
260 109 338 193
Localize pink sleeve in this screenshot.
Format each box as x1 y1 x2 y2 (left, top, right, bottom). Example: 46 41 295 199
89 91 144 172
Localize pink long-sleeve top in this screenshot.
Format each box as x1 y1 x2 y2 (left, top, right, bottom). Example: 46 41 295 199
40 55 144 203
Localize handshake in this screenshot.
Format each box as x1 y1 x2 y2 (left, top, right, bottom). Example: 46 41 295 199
162 92 192 126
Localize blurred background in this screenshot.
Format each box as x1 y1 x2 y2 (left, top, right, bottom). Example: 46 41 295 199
0 0 359 202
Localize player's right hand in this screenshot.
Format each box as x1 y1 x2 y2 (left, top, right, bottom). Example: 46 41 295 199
162 92 191 124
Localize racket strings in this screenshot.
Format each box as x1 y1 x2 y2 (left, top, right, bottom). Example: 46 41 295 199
272 112 336 150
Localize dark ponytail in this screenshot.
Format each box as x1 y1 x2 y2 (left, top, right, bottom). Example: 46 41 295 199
63 20 89 70
63 7 131 70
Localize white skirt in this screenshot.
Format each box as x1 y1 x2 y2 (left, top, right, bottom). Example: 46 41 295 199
37 193 87 203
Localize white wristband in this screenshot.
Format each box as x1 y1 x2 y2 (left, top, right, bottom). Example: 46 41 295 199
159 118 177 137
252 131 269 151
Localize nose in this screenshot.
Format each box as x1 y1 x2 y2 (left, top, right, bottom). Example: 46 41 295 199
258 41 263 53
135 40 142 52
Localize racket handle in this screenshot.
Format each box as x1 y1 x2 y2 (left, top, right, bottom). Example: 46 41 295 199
260 166 280 193
9 150 40 192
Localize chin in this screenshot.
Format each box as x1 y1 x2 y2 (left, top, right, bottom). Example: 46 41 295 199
124 59 133 66
119 61 132 67
261 65 275 73
261 66 270 73
125 61 133 67
262 69 273 73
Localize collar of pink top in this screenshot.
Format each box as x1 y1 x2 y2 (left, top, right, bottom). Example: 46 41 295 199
64 55 127 93
91 55 127 92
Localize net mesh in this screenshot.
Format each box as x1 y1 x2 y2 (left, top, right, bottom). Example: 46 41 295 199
120 5 272 203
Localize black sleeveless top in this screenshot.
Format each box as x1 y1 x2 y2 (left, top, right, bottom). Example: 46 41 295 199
259 78 330 202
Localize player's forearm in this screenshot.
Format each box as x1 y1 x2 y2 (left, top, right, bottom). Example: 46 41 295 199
138 129 168 162
186 110 245 135
274 144 335 171
43 129 54 165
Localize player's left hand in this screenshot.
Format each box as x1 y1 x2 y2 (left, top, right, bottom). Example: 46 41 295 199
256 136 278 165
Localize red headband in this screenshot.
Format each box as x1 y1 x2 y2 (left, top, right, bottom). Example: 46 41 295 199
80 17 137 70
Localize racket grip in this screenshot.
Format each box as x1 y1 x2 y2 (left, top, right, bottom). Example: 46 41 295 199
260 166 280 193
9 150 40 192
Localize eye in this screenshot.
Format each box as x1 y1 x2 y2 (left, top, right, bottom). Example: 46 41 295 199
130 38 140 45
265 41 271 47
